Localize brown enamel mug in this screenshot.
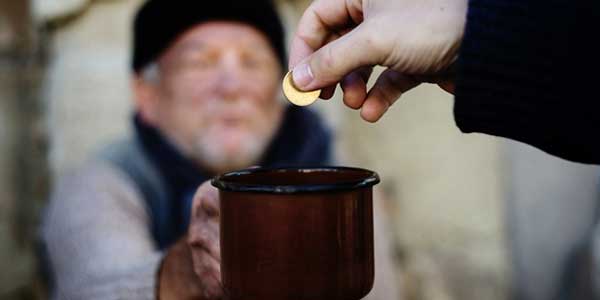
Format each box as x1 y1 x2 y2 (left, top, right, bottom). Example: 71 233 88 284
211 167 379 300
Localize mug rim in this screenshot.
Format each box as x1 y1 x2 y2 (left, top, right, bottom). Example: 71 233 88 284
211 166 380 194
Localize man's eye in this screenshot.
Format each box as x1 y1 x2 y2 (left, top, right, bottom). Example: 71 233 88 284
193 57 216 68
182 51 218 69
243 58 261 69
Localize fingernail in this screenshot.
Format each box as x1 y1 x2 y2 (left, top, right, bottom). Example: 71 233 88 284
292 63 314 90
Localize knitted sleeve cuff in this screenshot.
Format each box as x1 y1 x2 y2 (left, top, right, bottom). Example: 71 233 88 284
453 0 599 163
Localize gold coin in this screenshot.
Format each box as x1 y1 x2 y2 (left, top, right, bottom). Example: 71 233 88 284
282 71 321 106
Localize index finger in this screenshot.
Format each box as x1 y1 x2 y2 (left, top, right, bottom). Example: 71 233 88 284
192 181 220 219
288 0 364 69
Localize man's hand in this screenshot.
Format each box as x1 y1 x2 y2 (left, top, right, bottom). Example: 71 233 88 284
158 182 223 300
289 0 468 122
188 182 222 298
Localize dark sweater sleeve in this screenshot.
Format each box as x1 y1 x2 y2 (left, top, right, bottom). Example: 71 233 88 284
454 0 600 164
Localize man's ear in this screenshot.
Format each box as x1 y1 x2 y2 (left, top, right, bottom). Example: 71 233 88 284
132 75 160 126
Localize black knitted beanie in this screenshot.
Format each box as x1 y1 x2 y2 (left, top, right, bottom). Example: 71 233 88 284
132 0 286 72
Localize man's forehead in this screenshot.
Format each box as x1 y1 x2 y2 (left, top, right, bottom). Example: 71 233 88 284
172 21 273 52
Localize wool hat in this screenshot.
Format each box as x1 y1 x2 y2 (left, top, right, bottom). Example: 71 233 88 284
132 0 286 73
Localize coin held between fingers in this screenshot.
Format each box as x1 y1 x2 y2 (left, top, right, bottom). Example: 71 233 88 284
282 71 321 106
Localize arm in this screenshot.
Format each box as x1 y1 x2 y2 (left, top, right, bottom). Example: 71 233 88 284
288 0 600 164
453 0 600 164
43 163 223 300
42 163 162 299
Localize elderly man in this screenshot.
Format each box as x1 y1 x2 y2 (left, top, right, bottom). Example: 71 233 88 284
41 1 399 299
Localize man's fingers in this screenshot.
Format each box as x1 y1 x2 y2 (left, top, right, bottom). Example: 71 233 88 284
288 0 364 69
437 80 456 94
341 72 367 109
320 85 337 100
292 25 385 92
357 66 374 83
188 223 220 260
190 250 223 298
192 181 220 219
340 67 373 109
360 69 420 122
191 249 221 277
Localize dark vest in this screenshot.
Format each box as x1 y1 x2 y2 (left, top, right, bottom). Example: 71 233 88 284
100 106 333 250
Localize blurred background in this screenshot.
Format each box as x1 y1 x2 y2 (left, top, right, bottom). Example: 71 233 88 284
1 0 599 299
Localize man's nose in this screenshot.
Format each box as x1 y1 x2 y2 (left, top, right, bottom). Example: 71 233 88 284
215 52 244 99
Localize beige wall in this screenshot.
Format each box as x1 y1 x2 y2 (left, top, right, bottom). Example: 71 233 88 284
40 0 143 177
336 80 509 299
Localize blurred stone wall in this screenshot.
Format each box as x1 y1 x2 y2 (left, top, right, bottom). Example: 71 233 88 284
34 0 142 178
0 1 48 299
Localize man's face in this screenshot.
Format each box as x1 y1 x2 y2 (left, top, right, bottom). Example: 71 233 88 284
137 21 285 174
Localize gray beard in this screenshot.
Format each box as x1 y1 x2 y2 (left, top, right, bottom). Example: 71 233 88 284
189 123 279 175
181 97 284 174
195 135 265 174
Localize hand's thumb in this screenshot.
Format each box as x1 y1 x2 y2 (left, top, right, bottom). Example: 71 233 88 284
292 26 384 91
193 181 220 219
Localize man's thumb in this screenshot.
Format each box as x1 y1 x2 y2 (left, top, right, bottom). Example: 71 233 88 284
291 26 384 92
